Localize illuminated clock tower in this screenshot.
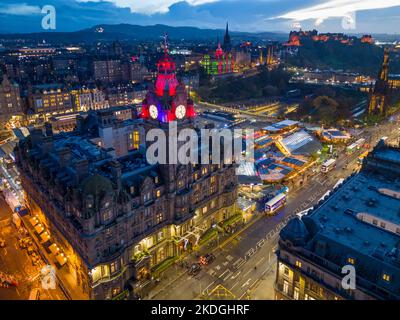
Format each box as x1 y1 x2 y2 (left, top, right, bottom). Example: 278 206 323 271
141 34 198 190
141 35 196 128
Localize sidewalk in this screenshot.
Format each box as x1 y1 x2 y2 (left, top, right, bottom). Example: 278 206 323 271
251 262 277 300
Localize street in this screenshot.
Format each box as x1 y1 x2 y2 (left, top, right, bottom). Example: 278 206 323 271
146 115 400 300
0 195 66 300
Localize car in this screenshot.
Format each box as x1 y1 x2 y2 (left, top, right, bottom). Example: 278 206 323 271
188 263 202 276
27 246 35 255
199 253 216 266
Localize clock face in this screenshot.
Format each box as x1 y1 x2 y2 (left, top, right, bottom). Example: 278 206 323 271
149 105 158 119
175 105 186 119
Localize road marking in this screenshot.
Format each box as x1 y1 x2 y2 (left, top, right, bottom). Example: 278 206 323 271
226 255 233 261
233 258 245 269
219 269 230 279
215 265 221 271
256 256 265 267
245 248 255 258
222 261 229 266
241 278 251 288
231 270 241 280
243 268 252 278
230 280 240 290
202 280 216 295
223 271 233 282
239 291 248 300
208 269 216 277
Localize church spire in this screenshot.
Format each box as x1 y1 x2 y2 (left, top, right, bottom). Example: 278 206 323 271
223 21 231 52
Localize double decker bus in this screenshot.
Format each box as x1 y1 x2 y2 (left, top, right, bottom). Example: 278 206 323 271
321 158 336 173
264 193 287 215
346 138 366 154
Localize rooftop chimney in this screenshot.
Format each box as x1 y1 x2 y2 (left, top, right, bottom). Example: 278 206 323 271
58 147 71 168
75 158 89 182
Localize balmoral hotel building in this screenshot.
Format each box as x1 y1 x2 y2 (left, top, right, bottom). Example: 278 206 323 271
15 49 238 300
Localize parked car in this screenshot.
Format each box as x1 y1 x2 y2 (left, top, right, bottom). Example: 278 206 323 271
27 246 35 255
18 237 32 249
199 253 216 266
188 263 202 276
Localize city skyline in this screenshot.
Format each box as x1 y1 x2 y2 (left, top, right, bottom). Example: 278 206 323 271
1 0 400 304
1 0 400 34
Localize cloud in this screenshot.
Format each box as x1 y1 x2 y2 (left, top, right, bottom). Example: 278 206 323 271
0 0 398 34
77 0 220 15
277 0 400 24
0 3 41 15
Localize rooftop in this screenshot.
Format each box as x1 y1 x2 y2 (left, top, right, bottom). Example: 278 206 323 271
281 143 400 298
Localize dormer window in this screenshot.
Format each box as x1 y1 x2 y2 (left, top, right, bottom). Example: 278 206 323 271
103 210 113 223
154 176 159 184
382 273 391 282
347 257 355 265
86 195 94 209
143 192 151 203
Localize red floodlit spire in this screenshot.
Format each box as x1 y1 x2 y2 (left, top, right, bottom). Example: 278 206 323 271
215 42 223 59
155 33 179 97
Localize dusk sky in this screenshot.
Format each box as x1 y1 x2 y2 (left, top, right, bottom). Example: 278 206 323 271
1 0 400 34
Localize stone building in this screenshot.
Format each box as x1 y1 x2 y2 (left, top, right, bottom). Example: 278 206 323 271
0 74 24 123
275 141 400 300
16 49 238 300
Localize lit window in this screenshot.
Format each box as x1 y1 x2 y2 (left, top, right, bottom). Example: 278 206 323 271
103 210 112 222
295 260 302 268
133 130 140 149
110 261 119 274
156 213 164 224
156 190 161 198
380 222 386 229
347 257 355 265
382 273 391 282
202 206 208 214
284 267 290 276
293 287 299 300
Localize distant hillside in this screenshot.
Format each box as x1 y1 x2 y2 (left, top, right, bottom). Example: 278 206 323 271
0 23 287 44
